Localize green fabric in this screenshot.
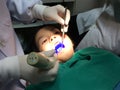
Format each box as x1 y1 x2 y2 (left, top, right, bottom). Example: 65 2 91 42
25 47 120 90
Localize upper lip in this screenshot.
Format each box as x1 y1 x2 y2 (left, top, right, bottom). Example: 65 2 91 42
54 41 59 46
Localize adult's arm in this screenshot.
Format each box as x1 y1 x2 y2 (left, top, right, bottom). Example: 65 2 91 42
0 50 59 89
6 0 43 23
6 0 70 25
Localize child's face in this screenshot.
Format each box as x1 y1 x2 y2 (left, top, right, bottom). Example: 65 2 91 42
35 26 74 62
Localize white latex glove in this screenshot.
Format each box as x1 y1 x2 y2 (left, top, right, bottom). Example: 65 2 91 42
19 50 59 84
31 4 70 26
0 56 20 88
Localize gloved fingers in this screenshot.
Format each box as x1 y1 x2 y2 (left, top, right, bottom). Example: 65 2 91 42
52 14 65 25
55 5 65 14
63 9 70 32
64 9 70 25
48 57 57 63
38 50 57 66
40 49 55 57
46 60 59 76
44 11 64 25
43 5 70 25
55 5 71 25
19 55 59 84
38 60 59 82
61 24 69 32
31 60 59 84
43 6 64 25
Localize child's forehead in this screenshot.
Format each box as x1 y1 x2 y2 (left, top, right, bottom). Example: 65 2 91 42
36 26 61 39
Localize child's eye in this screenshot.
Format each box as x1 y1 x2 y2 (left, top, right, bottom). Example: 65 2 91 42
54 31 61 34
42 39 47 45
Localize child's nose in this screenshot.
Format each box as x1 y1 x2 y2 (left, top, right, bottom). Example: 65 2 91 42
50 36 56 42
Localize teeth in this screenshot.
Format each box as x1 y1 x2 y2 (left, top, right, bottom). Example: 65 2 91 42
57 47 62 53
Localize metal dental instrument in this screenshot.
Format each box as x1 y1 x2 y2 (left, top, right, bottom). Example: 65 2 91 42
61 8 67 43
55 8 68 54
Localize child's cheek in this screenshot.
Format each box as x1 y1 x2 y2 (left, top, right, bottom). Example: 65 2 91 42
44 44 54 51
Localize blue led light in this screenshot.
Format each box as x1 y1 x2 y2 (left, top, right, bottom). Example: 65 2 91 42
55 42 65 54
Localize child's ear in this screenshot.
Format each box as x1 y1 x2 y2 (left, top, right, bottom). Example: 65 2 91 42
72 43 74 47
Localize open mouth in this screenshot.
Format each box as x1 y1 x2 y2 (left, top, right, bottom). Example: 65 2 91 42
55 42 65 54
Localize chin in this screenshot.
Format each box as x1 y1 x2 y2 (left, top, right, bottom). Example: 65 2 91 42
57 50 74 62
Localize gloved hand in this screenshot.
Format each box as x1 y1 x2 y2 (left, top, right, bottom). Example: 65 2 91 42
31 4 70 26
19 50 59 84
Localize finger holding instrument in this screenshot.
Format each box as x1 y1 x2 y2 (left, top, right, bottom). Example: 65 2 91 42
61 8 68 43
